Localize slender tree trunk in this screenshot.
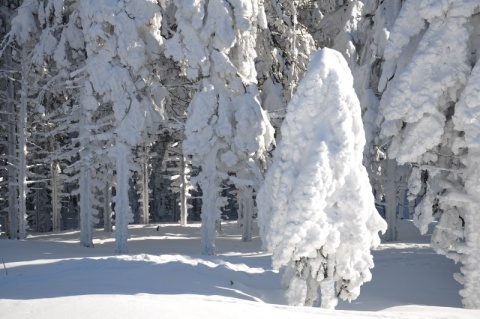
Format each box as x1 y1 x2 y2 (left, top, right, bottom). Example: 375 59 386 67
320 255 337 309
240 186 253 242
79 109 94 247
200 146 221 255
287 0 298 101
141 147 149 225
461 203 480 308
104 182 112 232
179 155 188 226
305 271 320 307
51 162 61 232
17 47 29 239
6 46 18 239
79 167 93 247
113 142 133 254
384 159 397 241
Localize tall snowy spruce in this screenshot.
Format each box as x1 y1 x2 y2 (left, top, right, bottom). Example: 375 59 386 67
165 0 274 254
0 0 44 239
76 0 164 253
375 0 480 308
257 48 386 309
297 0 410 241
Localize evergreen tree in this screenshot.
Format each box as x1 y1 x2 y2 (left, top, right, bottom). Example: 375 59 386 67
375 0 480 308
164 0 274 254
258 48 386 309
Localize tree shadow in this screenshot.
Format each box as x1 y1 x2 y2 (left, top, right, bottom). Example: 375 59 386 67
0 254 283 305
337 245 463 311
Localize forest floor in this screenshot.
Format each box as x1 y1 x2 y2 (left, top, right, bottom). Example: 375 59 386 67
1 220 479 318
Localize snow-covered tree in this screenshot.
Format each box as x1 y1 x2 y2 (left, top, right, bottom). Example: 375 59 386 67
451 58 480 309
0 2 20 238
26 0 167 251
375 0 480 308
165 0 274 254
258 48 386 309
0 0 45 239
74 0 165 253
298 0 410 241
256 0 316 134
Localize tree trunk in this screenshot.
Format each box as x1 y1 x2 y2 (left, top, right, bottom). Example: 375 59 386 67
384 159 397 241
113 142 133 254
140 146 149 225
179 155 188 226
6 46 18 239
17 47 29 239
320 255 337 309
104 182 112 232
200 146 221 255
79 109 94 247
51 162 61 232
79 167 93 247
461 203 480 308
240 186 253 242
305 270 320 307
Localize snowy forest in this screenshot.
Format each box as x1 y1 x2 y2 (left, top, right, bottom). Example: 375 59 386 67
1 0 480 312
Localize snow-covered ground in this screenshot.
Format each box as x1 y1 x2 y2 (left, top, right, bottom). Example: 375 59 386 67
0 220 478 319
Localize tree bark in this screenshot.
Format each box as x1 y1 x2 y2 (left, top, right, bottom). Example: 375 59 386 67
200 145 221 255
104 182 112 232
79 167 93 247
113 142 133 254
384 159 397 241
6 46 18 239
240 186 253 242
17 47 29 239
179 155 188 226
320 255 337 309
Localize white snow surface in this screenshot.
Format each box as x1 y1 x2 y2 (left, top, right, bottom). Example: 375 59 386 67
0 221 478 319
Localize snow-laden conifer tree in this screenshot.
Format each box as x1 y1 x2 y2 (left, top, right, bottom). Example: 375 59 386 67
375 0 480 308
298 0 410 241
10 0 101 244
451 60 480 309
256 0 316 135
0 0 22 239
73 0 164 253
257 48 386 309
1 0 44 239
165 0 274 254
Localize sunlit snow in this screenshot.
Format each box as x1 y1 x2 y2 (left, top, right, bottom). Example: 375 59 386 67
1 221 478 319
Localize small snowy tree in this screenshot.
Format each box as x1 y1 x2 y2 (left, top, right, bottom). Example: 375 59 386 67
257 48 386 309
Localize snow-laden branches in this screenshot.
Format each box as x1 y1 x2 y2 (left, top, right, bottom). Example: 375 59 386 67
375 0 480 308
165 0 274 254
258 48 386 309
